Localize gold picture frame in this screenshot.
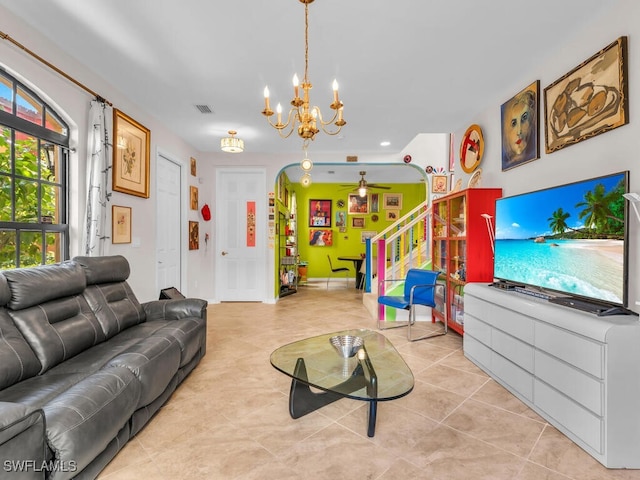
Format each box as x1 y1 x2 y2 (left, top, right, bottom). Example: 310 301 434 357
112 205 131 244
190 186 199 210
113 109 150 198
544 36 628 154
189 221 199 250
190 157 197 176
382 193 403 210
432 175 448 194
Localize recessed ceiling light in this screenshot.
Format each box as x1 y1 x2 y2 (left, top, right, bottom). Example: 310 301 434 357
380 141 391 147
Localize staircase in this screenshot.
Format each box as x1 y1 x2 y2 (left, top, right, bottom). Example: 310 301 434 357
362 200 432 319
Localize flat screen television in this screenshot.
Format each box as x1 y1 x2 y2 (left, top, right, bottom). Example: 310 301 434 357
493 171 632 316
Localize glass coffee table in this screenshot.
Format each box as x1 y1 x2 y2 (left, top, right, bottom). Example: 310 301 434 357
270 328 414 437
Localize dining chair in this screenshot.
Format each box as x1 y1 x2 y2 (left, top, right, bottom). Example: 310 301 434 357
326 255 351 289
358 256 378 290
377 268 447 341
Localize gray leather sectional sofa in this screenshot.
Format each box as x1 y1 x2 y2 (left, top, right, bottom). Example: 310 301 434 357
0 255 207 479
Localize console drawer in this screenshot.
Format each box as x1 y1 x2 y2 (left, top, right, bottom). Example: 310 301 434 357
493 329 534 373
464 314 491 345
535 379 603 454
535 350 603 416
463 334 491 371
492 351 533 401
535 322 604 378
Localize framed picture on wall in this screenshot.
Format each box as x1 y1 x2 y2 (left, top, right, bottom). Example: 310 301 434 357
113 109 150 198
432 175 448 194
112 205 131 244
309 199 331 227
501 80 540 171
335 210 346 227
382 193 402 210
351 217 365 228
544 36 628 154
190 186 198 210
348 194 369 214
189 221 199 250
385 210 400 221
361 231 376 243
309 229 333 246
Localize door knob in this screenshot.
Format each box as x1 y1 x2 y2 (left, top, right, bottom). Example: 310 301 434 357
221 251 228 256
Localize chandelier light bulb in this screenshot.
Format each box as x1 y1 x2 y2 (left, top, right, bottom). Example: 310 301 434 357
300 173 312 187
300 158 313 172
358 186 367 197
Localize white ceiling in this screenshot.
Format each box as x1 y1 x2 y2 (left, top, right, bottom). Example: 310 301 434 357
0 0 614 162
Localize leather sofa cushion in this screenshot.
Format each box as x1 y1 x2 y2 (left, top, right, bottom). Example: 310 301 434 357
154 318 206 368
82 282 145 339
73 255 130 285
43 366 140 480
0 274 10 305
8 295 106 374
3 261 86 311
0 310 41 389
105 335 181 408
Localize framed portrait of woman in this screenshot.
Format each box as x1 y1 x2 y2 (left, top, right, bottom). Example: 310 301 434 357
501 80 540 171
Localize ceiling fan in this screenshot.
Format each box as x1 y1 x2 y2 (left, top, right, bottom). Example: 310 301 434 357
341 171 391 197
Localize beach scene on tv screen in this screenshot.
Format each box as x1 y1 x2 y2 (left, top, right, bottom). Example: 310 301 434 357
494 173 626 303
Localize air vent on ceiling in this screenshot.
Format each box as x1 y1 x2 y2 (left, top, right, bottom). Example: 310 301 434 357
195 105 213 114
346 155 358 162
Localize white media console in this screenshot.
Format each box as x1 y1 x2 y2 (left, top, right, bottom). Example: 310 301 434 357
463 282 640 468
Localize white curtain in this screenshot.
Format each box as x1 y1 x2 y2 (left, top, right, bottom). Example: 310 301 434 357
82 99 112 255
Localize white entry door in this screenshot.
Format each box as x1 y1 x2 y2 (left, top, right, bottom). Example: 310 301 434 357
215 168 267 301
156 154 183 292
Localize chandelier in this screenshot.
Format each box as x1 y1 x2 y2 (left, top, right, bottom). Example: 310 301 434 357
220 130 244 153
261 0 346 146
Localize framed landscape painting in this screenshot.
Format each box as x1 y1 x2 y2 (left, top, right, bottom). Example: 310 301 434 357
544 36 628 154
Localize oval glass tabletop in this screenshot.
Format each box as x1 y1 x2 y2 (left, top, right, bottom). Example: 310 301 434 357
270 328 414 401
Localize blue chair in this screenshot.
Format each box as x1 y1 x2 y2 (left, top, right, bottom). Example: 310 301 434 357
377 269 447 341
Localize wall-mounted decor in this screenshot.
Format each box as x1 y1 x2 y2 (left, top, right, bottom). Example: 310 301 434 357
190 186 198 210
189 221 199 250
309 229 333 246
385 210 400 222
544 36 628 154
501 80 540 170
459 124 484 173
432 175 448 194
361 231 377 243
112 205 131 244
247 201 256 247
370 193 379 213
190 157 197 176
113 109 150 198
335 210 346 227
348 194 369 214
309 199 331 227
351 217 365 228
382 193 403 210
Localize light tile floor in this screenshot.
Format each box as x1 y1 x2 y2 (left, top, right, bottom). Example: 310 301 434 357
98 282 640 479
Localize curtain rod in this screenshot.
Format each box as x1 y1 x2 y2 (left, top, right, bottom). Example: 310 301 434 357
0 30 112 106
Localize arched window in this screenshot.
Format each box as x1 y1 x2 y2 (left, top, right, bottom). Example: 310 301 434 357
0 68 69 268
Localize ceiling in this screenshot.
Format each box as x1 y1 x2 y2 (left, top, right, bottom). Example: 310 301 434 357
0 0 614 163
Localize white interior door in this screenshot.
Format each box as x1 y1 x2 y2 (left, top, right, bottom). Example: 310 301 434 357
215 168 266 301
156 154 182 292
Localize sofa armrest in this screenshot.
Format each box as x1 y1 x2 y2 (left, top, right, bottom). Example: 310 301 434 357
142 298 208 322
0 402 46 476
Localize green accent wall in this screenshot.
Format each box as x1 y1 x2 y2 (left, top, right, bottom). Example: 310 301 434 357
287 181 427 280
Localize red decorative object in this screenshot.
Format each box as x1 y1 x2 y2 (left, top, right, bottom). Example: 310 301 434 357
201 204 211 221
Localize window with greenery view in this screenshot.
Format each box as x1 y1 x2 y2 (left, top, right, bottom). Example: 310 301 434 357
0 69 69 268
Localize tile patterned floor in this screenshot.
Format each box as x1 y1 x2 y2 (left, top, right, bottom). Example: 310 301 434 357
98 282 640 479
